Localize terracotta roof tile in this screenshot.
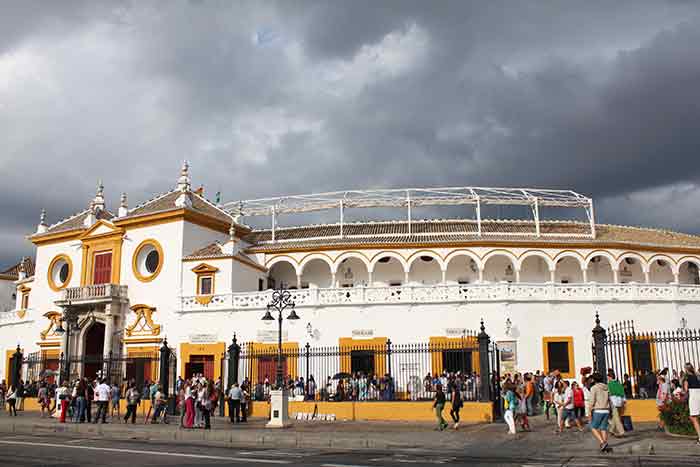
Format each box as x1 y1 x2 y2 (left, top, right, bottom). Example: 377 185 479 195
0 257 35 279
125 190 234 225
37 209 114 236
242 219 700 252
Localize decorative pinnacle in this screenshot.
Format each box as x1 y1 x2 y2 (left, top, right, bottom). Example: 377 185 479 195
229 221 236 240
177 160 191 192
39 208 47 224
120 192 128 208
97 179 104 197
480 319 485 333
595 311 600 327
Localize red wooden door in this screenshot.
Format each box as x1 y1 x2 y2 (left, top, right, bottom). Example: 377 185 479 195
93 252 112 284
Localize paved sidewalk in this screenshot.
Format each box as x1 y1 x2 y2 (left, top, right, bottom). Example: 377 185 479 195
0 410 697 459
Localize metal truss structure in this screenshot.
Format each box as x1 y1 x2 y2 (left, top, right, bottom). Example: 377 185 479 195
223 187 596 241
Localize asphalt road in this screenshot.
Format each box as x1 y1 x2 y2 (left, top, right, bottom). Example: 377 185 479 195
0 434 698 467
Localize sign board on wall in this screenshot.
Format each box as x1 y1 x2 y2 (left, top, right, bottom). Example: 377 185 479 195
445 328 468 337
189 334 218 343
257 330 289 343
497 340 518 375
351 329 374 339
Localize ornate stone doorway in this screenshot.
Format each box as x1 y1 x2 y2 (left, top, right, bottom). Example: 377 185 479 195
83 321 105 379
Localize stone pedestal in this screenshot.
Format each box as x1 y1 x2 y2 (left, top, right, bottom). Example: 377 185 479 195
266 389 290 428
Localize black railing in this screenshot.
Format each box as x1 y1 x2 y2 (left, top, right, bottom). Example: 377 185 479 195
235 332 497 402
592 316 700 399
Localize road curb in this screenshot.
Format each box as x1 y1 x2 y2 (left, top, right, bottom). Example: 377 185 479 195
0 421 425 451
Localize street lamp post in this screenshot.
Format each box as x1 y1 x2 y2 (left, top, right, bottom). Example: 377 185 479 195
261 288 298 428
54 302 76 385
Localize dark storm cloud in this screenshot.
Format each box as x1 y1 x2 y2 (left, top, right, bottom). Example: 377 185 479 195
2 1 700 266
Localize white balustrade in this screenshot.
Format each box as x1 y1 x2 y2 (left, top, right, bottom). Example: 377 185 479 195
61 284 128 302
178 282 700 313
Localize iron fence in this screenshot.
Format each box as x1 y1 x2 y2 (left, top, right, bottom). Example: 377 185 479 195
593 317 700 398
236 332 494 402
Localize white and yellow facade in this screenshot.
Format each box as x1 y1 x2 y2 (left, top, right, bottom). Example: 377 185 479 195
3 164 700 383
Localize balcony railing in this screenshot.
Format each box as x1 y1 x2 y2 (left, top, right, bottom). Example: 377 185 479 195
57 284 129 305
179 282 700 313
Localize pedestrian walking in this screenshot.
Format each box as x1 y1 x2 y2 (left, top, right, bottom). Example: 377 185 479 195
503 381 518 435
37 383 50 418
553 381 565 433
432 383 448 431
94 379 110 423
656 374 670 431
228 383 242 423
57 381 69 423
6 385 18 416
607 370 625 437
684 363 700 445
450 384 462 430
110 383 120 419
587 372 612 453
123 382 140 424
571 381 586 430
183 382 195 428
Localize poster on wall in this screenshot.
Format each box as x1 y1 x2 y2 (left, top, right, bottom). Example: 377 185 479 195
497 340 517 375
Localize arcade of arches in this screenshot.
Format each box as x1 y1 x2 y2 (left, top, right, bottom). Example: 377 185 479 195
267 252 700 289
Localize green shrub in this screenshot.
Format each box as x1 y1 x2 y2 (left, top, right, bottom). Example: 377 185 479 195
659 398 695 436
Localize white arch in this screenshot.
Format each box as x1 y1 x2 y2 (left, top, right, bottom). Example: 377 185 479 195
584 251 617 269
616 252 649 273
369 251 409 273
517 250 555 272
333 251 372 275
265 256 301 275
444 250 483 272
482 250 519 269
553 251 586 271
647 254 676 271
299 254 334 275
407 250 446 271
676 256 700 275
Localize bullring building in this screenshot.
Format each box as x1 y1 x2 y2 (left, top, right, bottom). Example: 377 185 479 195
3 163 700 388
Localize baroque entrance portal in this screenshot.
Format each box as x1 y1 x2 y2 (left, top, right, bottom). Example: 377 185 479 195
83 321 105 379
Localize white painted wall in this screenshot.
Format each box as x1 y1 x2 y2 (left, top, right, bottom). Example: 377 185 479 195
0 279 15 313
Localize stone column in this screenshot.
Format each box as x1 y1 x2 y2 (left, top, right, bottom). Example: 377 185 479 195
441 269 447 284
612 268 619 284
549 269 556 283
582 268 588 283
296 274 302 289
331 272 337 288
644 271 650 284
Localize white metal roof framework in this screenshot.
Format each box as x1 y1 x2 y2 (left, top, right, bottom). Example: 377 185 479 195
223 187 596 242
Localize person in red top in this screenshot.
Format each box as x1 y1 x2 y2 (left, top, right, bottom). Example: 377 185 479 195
572 381 586 429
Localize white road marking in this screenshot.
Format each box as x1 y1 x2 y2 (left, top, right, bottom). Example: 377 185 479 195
321 464 374 467
238 450 304 457
0 440 290 464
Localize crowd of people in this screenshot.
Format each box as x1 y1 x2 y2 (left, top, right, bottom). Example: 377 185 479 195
486 363 700 451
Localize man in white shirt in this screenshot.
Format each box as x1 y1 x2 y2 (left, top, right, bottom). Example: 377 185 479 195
94 379 111 423
228 383 242 423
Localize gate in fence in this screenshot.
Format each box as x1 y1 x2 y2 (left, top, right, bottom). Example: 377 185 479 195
13 341 177 403
592 312 700 398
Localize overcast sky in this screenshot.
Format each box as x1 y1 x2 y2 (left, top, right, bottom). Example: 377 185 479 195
2 1 700 267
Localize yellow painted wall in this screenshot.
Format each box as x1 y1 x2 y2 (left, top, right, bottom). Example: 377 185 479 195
180 342 226 380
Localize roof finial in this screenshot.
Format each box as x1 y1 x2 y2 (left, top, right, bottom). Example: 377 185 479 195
177 160 191 192
118 192 129 217
92 180 105 212
36 208 48 234
229 220 236 241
